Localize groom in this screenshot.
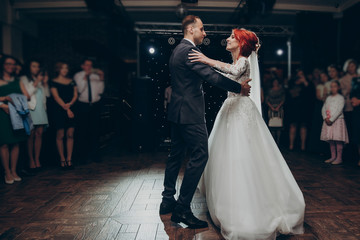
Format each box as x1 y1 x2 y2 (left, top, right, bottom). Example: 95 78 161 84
160 15 251 228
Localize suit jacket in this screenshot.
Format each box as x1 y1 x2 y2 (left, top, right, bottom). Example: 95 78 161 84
168 39 242 124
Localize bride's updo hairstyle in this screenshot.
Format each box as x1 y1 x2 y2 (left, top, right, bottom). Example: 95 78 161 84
233 28 260 58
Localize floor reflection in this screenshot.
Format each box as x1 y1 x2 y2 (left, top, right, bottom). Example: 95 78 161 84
159 214 210 240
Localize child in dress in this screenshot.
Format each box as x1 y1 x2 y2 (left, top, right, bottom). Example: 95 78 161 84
321 81 349 165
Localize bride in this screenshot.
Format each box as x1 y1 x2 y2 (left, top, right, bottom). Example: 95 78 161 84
188 29 305 240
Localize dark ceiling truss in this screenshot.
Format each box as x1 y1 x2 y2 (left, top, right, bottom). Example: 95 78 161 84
134 22 294 37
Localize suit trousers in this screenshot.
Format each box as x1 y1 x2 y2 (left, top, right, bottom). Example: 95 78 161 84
162 122 209 208
75 101 101 162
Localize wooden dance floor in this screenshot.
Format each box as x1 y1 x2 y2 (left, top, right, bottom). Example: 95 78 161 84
1 148 360 240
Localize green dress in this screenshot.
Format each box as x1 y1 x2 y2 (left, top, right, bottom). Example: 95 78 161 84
0 78 28 145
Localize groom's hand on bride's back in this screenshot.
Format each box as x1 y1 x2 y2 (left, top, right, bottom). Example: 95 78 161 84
240 78 251 96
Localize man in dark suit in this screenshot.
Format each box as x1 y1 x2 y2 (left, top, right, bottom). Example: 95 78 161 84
160 15 251 229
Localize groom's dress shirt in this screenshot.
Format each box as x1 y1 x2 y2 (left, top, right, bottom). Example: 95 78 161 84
184 38 196 47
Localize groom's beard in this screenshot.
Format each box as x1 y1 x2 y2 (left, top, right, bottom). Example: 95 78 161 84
194 36 204 46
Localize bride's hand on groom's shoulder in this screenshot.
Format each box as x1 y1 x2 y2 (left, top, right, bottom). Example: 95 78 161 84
240 78 251 96
188 49 210 65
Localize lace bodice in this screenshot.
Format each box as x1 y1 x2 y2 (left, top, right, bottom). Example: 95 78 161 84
214 57 250 97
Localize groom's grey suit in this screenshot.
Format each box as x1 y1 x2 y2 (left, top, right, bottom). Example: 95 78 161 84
162 39 242 207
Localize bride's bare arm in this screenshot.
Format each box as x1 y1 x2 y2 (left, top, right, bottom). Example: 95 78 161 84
188 49 245 76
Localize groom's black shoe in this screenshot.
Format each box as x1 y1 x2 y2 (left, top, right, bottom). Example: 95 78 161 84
171 205 208 229
159 200 177 215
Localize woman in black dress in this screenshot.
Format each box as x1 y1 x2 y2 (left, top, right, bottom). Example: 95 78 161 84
286 69 316 151
50 62 77 169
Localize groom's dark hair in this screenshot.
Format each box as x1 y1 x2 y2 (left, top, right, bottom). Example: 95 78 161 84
182 15 200 34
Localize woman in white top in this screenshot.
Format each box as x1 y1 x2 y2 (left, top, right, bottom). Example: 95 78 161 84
20 60 49 170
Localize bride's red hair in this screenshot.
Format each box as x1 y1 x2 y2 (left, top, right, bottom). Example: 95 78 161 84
233 28 260 58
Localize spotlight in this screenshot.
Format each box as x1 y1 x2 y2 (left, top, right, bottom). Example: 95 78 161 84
149 47 155 54
168 37 175 45
176 3 188 19
276 49 284 56
203 38 210 46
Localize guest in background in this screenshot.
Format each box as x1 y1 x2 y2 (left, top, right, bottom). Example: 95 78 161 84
308 70 330 154
320 71 331 97
312 67 321 86
305 73 313 85
266 78 285 145
350 75 360 166
286 69 314 151
314 70 331 103
328 64 340 82
20 60 50 171
50 62 77 169
340 59 358 139
0 56 30 184
74 59 104 163
15 58 23 77
321 81 348 165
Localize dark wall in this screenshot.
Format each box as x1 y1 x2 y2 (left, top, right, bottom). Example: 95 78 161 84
23 18 109 76
295 12 338 72
294 2 360 73
340 3 360 62
22 17 134 95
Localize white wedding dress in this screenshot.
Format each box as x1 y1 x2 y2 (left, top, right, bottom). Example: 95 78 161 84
198 56 305 240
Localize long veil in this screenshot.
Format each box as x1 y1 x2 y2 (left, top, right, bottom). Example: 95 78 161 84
248 51 262 116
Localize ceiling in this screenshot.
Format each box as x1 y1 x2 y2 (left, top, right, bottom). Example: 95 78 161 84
9 0 360 22
120 0 359 13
